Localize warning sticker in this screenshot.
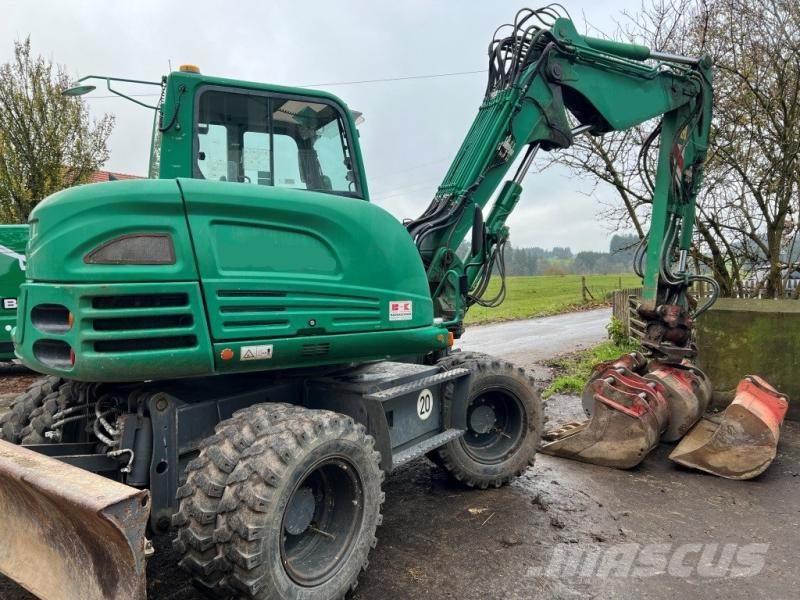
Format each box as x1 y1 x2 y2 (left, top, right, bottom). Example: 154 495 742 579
389 300 413 321
240 344 273 361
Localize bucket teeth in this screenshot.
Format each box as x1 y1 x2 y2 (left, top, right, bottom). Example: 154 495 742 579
669 376 789 480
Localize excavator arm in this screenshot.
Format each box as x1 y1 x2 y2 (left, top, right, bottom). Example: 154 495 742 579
408 8 714 359
413 8 787 479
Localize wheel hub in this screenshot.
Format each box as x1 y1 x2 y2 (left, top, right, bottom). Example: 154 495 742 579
469 404 497 434
281 457 365 587
284 486 315 535
462 389 526 465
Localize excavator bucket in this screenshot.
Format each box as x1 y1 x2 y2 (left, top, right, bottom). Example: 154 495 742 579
0 440 150 600
644 361 712 442
669 376 789 480
540 369 669 468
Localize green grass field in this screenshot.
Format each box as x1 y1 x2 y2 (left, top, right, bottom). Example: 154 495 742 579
464 273 641 326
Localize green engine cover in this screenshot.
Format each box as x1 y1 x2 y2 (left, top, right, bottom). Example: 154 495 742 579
16 178 448 381
0 225 28 360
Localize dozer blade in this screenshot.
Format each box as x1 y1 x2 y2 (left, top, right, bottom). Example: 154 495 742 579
0 440 150 600
669 376 789 480
541 371 669 469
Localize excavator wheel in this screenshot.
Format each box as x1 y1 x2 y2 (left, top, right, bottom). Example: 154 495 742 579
0 375 62 443
432 353 542 489
174 403 384 600
19 380 93 444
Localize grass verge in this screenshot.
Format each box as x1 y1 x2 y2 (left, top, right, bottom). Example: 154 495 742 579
465 273 640 326
543 338 641 399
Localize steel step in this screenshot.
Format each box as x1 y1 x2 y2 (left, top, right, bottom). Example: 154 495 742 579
391 428 464 469
365 368 469 402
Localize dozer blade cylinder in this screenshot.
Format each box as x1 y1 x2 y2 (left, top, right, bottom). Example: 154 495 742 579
669 376 789 480
0 440 150 600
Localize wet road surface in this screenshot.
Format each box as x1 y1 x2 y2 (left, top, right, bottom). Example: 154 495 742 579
457 308 610 365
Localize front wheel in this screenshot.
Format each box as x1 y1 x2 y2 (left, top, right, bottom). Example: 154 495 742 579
174 404 384 600
432 354 542 488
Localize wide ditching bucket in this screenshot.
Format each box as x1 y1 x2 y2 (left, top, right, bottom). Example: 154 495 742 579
540 366 670 469
541 353 712 470
0 440 150 600
669 376 789 480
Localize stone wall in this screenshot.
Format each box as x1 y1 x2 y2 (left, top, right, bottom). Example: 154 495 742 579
695 298 800 420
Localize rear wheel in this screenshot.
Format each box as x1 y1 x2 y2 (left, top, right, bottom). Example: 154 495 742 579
432 354 542 488
0 376 63 443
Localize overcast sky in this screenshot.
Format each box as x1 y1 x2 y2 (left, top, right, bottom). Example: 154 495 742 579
2 0 642 251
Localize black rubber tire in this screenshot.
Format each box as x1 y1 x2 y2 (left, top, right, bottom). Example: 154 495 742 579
431 354 542 489
0 376 62 443
173 403 384 600
173 403 309 596
19 380 90 444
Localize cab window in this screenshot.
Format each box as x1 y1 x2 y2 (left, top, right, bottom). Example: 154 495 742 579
195 88 360 197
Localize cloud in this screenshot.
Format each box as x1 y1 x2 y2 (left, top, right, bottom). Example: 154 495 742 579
1 0 642 251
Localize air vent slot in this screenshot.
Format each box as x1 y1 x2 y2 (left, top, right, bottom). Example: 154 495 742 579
301 343 330 357
218 290 287 298
92 293 189 310
222 320 289 328
94 335 197 353
93 314 193 331
31 304 71 333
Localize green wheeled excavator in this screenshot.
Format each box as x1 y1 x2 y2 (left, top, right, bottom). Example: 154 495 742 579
0 6 787 600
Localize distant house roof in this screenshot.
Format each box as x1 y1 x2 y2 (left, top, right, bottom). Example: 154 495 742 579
87 170 143 183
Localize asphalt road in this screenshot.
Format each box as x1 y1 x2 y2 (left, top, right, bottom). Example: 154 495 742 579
457 308 611 366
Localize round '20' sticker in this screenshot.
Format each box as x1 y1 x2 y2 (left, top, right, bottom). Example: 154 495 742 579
417 388 433 420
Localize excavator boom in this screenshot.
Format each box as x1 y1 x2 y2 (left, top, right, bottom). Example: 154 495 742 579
408 8 713 358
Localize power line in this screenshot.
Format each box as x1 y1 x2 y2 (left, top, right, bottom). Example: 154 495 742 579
302 69 486 88
83 68 487 99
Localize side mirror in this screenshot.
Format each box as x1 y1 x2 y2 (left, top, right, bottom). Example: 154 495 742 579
471 205 485 257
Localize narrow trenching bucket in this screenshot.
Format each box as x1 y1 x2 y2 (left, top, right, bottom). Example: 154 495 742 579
540 371 669 469
669 376 789 480
0 440 150 600
645 361 712 442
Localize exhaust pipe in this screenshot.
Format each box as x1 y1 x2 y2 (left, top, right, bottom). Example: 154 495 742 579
0 440 150 600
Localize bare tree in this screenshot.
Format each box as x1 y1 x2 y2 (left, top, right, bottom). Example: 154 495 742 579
546 0 800 298
0 38 114 223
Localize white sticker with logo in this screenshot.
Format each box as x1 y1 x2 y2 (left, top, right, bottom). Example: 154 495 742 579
240 344 273 361
417 388 433 420
389 300 413 321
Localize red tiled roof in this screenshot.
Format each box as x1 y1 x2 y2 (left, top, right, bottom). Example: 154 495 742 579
87 170 143 183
